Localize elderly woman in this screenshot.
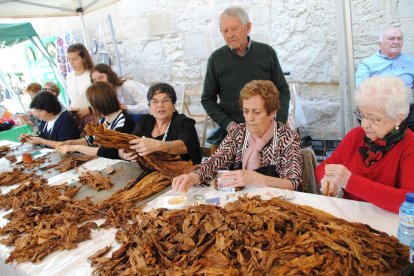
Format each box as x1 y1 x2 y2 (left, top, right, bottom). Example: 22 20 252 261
56 82 135 159
316 76 414 213
19 92 80 148
119 83 202 164
172 80 303 192
90 64 149 119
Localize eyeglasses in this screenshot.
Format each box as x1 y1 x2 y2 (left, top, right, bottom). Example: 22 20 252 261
354 109 387 125
149 98 172 105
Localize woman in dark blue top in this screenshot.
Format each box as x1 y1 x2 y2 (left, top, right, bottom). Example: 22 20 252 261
55 82 134 159
19 92 80 148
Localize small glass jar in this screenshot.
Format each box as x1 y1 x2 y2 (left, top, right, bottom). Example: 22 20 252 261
22 152 33 164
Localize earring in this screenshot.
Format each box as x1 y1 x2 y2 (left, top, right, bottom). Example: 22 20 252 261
395 125 399 130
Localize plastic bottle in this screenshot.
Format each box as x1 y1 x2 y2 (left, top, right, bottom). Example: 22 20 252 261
398 193 414 246
410 239 414 263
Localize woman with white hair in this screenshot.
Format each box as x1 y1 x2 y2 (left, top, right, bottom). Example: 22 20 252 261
316 76 414 213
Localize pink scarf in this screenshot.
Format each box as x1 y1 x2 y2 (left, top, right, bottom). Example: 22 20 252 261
242 120 276 170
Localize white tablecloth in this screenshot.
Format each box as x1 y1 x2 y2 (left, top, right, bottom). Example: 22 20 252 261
0 140 399 276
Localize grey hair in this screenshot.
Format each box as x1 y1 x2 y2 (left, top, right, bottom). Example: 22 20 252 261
355 76 410 121
378 26 403 42
220 6 250 26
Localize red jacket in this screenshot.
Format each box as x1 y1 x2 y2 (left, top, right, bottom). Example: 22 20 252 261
316 127 414 213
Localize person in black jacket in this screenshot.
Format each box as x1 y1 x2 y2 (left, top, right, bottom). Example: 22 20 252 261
55 82 134 159
119 83 202 164
19 92 80 148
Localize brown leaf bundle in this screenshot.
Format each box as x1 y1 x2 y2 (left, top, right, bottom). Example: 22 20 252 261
90 196 409 275
79 170 113 191
0 168 38 186
0 178 105 263
99 171 171 209
85 123 195 178
42 155 95 172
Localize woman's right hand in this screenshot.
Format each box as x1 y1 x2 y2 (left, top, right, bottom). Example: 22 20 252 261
320 177 338 196
119 149 138 162
19 134 31 143
172 173 200 193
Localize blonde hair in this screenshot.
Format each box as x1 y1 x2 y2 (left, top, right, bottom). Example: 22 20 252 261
355 76 410 120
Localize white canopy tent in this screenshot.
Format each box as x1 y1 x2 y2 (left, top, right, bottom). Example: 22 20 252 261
0 0 357 137
0 0 120 49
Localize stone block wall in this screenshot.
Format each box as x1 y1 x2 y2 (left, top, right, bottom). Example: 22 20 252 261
5 0 414 141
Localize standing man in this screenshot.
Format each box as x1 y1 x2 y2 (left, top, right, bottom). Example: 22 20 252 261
355 27 414 130
202 6 290 151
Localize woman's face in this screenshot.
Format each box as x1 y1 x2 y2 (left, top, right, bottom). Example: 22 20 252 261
91 71 109 83
32 109 54 121
242 95 276 137
44 84 58 97
149 92 175 121
68 51 85 72
358 106 398 140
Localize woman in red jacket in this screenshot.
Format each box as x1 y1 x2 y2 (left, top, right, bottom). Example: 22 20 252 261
316 76 414 213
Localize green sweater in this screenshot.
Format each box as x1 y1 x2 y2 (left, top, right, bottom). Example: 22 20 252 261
202 40 290 131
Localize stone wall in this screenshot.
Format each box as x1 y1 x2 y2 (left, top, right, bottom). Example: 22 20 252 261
3 0 414 141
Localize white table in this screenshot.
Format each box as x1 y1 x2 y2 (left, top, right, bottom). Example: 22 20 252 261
0 141 399 276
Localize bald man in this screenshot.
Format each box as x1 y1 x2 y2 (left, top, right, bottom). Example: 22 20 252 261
355 27 414 130
356 27 414 88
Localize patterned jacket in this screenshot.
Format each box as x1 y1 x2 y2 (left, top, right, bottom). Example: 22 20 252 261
194 122 303 190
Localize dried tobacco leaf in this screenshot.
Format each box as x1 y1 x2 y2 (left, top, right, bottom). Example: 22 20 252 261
90 196 409 275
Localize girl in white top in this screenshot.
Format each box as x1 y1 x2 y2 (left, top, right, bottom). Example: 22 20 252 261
66 43 94 131
90 64 149 117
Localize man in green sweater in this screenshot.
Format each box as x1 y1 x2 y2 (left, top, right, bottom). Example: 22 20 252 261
202 6 290 150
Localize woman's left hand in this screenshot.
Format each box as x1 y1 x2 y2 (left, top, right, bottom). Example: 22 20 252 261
129 137 161 156
221 170 262 188
324 164 351 189
56 144 76 154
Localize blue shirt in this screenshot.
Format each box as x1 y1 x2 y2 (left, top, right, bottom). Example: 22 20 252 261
355 51 414 90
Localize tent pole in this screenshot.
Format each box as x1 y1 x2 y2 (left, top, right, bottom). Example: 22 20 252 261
335 0 356 138
77 6 90 50
108 14 123 75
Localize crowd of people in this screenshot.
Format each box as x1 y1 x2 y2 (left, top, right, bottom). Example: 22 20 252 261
14 6 414 214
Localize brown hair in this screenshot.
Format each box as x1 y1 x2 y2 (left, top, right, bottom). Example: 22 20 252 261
86 82 120 116
239 80 280 114
67 43 94 70
26 82 42 94
44 81 60 97
91 63 125 87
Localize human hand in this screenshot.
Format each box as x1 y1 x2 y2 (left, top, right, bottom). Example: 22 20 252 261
19 134 32 143
56 144 75 154
220 170 262 188
26 135 44 145
324 164 351 189
76 107 90 118
320 177 338 196
172 173 200 193
129 137 161 156
119 149 138 162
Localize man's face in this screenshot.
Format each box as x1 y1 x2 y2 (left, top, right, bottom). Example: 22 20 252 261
220 15 251 53
379 28 403 58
